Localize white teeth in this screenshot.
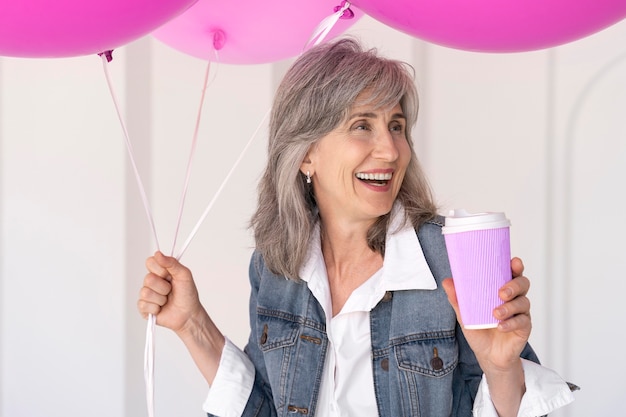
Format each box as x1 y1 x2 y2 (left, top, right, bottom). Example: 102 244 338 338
355 172 392 181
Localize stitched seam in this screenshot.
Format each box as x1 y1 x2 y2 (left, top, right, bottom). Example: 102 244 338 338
257 307 326 332
389 330 455 345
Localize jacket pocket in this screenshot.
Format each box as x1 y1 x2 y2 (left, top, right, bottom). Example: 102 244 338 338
390 333 458 416
394 333 458 378
255 313 309 414
257 314 300 352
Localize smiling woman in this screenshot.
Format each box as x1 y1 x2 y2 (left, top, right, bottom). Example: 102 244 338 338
300 101 412 234
253 42 433 277
136 38 575 416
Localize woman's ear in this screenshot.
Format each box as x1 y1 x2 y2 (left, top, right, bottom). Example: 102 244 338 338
300 159 312 177
300 150 314 177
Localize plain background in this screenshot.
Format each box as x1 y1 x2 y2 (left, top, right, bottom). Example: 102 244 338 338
1 13 625 417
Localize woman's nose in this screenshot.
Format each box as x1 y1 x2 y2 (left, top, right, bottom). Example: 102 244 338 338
372 130 399 161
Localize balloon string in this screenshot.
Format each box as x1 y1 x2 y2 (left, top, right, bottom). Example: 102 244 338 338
100 53 162 251
144 313 156 417
305 0 352 49
174 107 270 260
170 57 217 256
100 52 160 417
103 3 352 415
173 2 351 261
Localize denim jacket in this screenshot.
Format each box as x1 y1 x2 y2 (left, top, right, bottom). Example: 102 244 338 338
221 217 539 417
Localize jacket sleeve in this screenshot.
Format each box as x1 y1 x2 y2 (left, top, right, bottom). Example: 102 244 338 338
474 358 575 417
445 254 558 417
451 321 546 416
207 250 277 417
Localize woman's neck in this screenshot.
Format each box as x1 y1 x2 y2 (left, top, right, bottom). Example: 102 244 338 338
320 219 383 316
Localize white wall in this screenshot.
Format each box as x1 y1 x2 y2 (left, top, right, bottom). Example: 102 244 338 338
1 15 625 417
0 53 127 415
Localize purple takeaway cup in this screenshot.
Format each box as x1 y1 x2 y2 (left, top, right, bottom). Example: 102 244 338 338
442 209 512 329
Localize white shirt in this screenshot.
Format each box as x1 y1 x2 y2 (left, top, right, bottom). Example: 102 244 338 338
203 211 575 417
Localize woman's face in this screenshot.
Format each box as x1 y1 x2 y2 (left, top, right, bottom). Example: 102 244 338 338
302 98 411 228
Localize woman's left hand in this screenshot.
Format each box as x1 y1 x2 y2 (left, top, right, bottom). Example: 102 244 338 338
442 257 532 373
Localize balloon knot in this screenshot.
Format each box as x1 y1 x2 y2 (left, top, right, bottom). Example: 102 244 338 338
333 1 354 19
212 30 226 51
98 50 114 62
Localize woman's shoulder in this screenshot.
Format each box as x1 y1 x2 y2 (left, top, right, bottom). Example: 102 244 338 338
249 249 297 283
416 214 445 238
424 214 445 228
415 214 451 278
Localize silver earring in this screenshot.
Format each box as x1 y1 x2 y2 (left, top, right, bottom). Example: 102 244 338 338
306 171 311 184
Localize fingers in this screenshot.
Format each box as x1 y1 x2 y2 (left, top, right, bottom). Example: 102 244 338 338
137 274 172 316
496 263 531 332
146 251 193 283
144 271 173 296
499 274 530 301
494 294 530 320
441 278 457 302
137 294 164 318
137 257 176 319
511 257 524 278
138 252 199 326
145 253 170 280
444 275 532 335
442 278 463 326
497 307 531 333
495 287 531 333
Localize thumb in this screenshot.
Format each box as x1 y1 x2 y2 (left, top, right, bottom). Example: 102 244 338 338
153 251 193 283
442 278 463 326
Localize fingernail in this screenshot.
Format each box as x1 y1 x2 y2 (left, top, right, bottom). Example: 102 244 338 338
502 288 513 299
495 306 506 318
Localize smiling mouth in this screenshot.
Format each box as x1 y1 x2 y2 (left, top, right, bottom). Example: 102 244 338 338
355 172 392 186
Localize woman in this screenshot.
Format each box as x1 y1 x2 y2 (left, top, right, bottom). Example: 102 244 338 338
137 38 574 416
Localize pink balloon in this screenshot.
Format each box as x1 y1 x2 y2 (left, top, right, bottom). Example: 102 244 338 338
0 0 199 58
152 0 363 64
352 0 626 52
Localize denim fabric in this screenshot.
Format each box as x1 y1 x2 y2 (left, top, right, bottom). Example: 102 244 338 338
210 217 539 417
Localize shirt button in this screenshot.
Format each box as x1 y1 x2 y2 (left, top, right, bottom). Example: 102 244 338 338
380 358 389 371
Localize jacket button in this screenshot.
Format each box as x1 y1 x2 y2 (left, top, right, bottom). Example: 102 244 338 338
431 347 444 371
287 405 309 414
380 358 389 371
381 291 393 302
260 324 268 345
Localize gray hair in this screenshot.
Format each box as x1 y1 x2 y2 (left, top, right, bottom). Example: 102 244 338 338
251 38 437 279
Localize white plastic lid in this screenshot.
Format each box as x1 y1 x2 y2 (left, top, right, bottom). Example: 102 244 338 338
442 209 510 234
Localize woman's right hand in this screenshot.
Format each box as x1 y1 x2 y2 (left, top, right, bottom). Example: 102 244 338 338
137 251 226 385
137 251 203 334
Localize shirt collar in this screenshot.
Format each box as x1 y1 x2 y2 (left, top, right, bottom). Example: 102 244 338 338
299 204 437 316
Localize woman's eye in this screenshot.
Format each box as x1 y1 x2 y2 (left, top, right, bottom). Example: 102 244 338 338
390 123 405 132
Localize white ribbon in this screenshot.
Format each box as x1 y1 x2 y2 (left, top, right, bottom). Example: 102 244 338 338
170 59 217 256
100 53 161 251
143 313 156 417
